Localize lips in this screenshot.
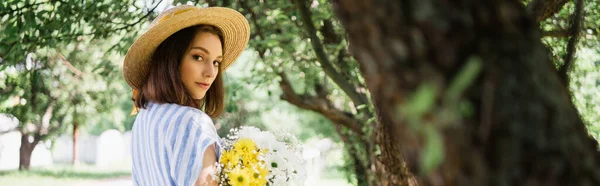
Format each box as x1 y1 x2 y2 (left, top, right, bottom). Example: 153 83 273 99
195 82 210 89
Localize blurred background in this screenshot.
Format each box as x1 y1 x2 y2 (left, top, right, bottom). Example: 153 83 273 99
0 0 599 186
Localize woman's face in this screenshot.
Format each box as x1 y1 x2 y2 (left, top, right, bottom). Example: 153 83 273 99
180 32 222 100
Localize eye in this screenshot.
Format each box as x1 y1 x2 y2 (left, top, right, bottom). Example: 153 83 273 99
192 55 203 61
213 61 222 67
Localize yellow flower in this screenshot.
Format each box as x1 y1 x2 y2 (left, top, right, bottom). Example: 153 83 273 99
250 166 268 185
228 167 252 186
233 138 260 167
258 166 268 178
233 138 257 154
219 150 240 169
241 153 259 167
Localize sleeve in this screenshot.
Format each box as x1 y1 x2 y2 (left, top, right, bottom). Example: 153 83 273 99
169 111 221 186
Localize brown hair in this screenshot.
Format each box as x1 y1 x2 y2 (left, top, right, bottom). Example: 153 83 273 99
134 25 225 118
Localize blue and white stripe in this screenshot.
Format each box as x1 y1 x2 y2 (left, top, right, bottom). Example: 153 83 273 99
132 102 221 186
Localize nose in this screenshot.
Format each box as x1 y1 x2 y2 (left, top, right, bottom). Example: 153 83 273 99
201 59 217 78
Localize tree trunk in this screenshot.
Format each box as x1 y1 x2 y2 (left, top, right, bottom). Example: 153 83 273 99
72 121 79 165
372 112 413 186
335 125 372 186
331 0 600 185
19 133 40 170
350 147 369 186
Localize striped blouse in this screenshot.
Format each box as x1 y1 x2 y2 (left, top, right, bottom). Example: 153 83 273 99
131 102 222 186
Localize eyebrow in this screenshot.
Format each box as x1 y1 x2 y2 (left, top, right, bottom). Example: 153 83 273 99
191 46 223 58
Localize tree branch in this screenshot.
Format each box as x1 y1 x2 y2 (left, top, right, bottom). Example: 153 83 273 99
239 0 262 37
47 0 162 41
56 50 84 78
101 0 163 30
1 42 18 61
292 0 369 108
0 128 18 135
240 0 371 136
40 101 56 135
527 0 570 22
279 72 364 136
542 27 598 38
558 0 584 86
239 0 267 58
333 124 371 185
543 29 570 37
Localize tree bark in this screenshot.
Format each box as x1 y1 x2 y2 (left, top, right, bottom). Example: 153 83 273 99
19 133 40 170
557 0 584 87
290 1 410 183
335 125 371 186
372 108 413 186
292 0 370 109
72 121 79 165
331 0 600 185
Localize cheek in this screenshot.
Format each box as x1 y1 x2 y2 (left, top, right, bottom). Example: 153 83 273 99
211 71 219 83
180 60 196 81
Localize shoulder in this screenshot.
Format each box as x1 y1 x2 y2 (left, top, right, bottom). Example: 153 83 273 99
149 102 217 135
178 107 218 135
187 109 213 125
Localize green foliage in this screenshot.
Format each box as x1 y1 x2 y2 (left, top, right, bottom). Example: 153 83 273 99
538 0 600 140
216 53 340 142
226 1 372 182
226 0 365 107
0 0 155 141
216 72 269 137
401 84 437 129
0 0 151 63
445 57 482 102
570 49 600 140
0 36 131 139
420 125 444 175
397 83 445 174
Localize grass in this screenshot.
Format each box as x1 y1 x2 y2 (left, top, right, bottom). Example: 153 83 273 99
0 162 354 186
0 163 131 186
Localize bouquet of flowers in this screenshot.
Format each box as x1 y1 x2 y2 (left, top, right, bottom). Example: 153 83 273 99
214 126 305 186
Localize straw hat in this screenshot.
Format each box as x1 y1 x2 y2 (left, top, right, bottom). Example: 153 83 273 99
123 5 250 90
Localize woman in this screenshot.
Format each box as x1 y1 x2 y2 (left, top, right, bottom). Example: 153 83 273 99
122 5 250 186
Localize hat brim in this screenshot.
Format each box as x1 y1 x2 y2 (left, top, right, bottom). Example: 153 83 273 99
123 6 250 90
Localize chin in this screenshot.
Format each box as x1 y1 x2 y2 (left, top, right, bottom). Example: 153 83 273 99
193 94 206 100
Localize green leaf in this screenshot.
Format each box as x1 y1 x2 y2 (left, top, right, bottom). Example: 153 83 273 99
460 100 474 117
92 62 105 73
420 125 444 175
0 44 8 56
366 116 376 124
25 12 35 25
445 56 482 102
402 84 437 118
